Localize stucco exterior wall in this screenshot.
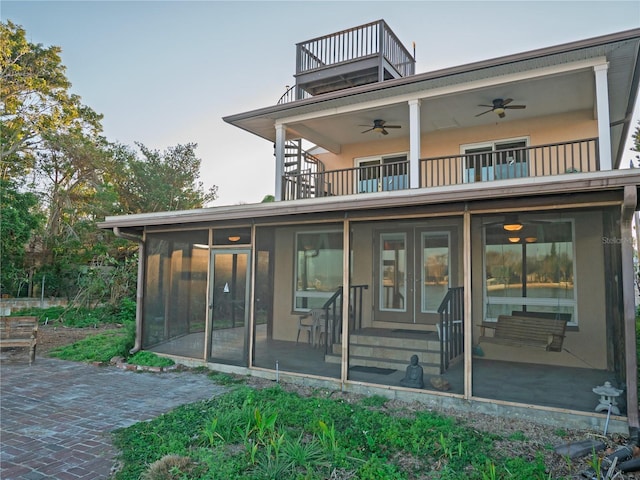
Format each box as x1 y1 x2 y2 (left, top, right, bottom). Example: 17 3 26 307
314 110 597 170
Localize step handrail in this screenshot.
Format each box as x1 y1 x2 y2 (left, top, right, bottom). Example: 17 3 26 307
437 286 464 374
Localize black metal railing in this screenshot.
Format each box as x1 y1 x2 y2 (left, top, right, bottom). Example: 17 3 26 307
277 85 311 105
437 286 464 374
281 138 599 201
420 138 598 188
283 160 409 199
280 140 325 200
320 284 368 355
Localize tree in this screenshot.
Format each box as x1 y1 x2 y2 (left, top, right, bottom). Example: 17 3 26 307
34 131 121 298
108 142 217 214
0 20 103 180
0 178 44 296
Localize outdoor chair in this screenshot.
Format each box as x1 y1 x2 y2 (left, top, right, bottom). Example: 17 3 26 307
311 308 333 348
296 313 315 345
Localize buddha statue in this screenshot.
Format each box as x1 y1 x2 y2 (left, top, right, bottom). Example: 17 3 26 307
400 354 424 389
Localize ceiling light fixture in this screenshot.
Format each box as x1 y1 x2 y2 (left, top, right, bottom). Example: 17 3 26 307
508 237 520 243
503 222 523 232
228 235 241 242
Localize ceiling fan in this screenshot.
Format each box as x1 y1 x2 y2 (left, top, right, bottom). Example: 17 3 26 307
360 119 401 135
476 98 526 118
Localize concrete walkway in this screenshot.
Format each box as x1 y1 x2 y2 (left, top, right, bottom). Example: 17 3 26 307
0 356 226 479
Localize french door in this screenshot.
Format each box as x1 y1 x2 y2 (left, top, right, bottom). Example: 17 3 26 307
374 229 451 324
464 139 528 183
208 249 251 365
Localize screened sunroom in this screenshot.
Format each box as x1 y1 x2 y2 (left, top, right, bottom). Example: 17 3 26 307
102 175 638 432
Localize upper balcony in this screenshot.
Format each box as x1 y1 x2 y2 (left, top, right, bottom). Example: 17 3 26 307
282 20 415 102
281 138 599 201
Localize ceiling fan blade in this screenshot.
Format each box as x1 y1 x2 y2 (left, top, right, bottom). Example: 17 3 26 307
505 105 526 109
478 104 495 108
361 128 374 133
501 98 514 106
384 125 401 129
381 129 389 135
475 109 493 117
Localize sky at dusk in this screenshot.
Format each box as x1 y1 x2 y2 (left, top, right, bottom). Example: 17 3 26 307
4 1 640 205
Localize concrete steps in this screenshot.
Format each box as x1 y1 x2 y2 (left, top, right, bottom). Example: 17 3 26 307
325 328 442 375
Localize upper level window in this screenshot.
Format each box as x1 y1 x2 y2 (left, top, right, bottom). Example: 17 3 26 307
356 154 408 193
463 139 528 183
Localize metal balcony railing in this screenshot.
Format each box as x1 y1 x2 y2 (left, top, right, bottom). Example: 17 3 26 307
420 138 599 188
282 160 409 201
281 138 600 200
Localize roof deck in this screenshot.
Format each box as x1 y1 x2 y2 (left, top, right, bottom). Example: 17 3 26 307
291 19 415 100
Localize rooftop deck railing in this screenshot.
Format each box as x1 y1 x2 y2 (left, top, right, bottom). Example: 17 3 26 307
295 19 415 79
281 139 599 200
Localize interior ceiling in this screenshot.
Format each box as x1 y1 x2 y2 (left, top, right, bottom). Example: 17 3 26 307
287 69 595 152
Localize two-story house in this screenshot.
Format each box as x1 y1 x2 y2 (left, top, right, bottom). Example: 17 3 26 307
100 21 640 434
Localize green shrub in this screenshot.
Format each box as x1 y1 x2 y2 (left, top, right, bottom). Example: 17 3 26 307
16 300 136 328
49 327 134 363
13 305 65 322
127 351 174 368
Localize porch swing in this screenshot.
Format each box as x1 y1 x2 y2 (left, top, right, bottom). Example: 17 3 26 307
480 225 569 351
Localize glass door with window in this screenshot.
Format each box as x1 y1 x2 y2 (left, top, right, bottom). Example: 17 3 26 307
374 228 453 324
357 155 408 193
464 140 528 183
209 249 250 365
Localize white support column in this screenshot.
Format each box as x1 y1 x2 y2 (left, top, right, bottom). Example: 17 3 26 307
594 63 612 171
274 123 286 201
409 99 421 189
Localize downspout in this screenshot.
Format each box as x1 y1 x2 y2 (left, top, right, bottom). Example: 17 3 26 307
621 185 639 436
113 227 145 355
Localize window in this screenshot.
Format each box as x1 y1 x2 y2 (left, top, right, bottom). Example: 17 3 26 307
422 232 450 312
356 154 408 193
464 139 528 183
483 220 576 324
294 231 343 310
380 233 406 311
